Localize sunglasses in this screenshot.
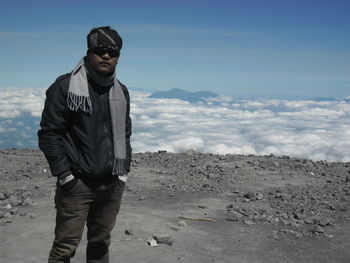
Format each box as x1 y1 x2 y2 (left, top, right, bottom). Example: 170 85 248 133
91 46 120 58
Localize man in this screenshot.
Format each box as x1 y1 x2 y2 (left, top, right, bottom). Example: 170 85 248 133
38 26 132 263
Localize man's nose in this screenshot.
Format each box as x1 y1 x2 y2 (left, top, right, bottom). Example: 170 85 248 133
101 52 110 59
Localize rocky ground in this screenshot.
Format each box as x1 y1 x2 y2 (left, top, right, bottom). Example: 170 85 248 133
0 148 350 262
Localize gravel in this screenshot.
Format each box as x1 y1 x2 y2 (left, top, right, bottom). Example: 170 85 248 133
1 148 349 238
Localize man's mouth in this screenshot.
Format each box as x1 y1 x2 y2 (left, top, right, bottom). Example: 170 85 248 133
99 62 110 66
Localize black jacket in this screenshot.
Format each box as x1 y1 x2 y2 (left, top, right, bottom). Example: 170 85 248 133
38 73 132 180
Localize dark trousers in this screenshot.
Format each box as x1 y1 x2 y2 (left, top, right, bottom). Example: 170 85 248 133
48 178 125 263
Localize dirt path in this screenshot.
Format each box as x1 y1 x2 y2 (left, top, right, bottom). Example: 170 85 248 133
1 149 350 262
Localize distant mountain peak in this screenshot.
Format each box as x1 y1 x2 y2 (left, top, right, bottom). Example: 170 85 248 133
149 88 218 102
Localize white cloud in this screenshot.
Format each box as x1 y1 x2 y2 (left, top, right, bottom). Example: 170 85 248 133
128 91 350 162
0 88 349 162
170 137 205 152
0 127 17 133
0 87 45 118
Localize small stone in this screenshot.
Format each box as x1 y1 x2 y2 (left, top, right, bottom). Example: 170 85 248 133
10 208 19 215
253 215 260 221
169 225 181 232
293 213 304 220
20 211 28 216
125 228 134 235
178 220 187 228
21 197 36 207
244 220 254 225
147 238 158 247
312 216 322 225
226 211 242 222
3 212 12 219
253 160 260 166
281 219 289 225
243 191 255 199
138 196 146 201
266 215 274 223
319 217 331 226
295 231 304 238
259 162 268 169
280 213 288 220
0 193 6 200
257 193 263 200
28 213 37 219
8 195 22 207
272 161 280 168
312 225 324 234
226 204 234 209
22 191 32 199
153 235 174 245
197 205 207 209
304 217 315 224
4 204 12 210
271 231 279 239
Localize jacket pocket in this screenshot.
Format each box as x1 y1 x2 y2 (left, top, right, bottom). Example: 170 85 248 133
63 134 81 173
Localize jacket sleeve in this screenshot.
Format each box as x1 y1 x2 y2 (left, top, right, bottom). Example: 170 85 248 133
38 79 72 177
124 86 132 173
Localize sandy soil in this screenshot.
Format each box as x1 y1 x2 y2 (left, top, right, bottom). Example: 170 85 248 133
0 149 350 263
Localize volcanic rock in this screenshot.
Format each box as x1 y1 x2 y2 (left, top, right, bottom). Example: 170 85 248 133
152 235 174 245
312 225 324 234
3 212 12 220
28 213 37 219
10 208 19 215
243 191 255 200
125 228 134 235
8 195 22 207
178 220 187 228
244 220 254 225
226 211 243 222
22 197 36 207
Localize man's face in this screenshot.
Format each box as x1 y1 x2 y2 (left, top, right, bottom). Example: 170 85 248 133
87 48 118 75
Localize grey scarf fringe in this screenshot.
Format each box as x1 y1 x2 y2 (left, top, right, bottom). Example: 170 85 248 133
67 92 92 115
114 158 126 176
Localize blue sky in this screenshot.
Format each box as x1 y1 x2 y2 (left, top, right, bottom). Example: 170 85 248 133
0 0 349 99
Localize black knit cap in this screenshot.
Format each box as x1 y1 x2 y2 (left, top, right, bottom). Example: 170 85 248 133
87 26 123 52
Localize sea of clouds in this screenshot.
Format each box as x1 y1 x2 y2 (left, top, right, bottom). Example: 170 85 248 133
0 87 349 162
